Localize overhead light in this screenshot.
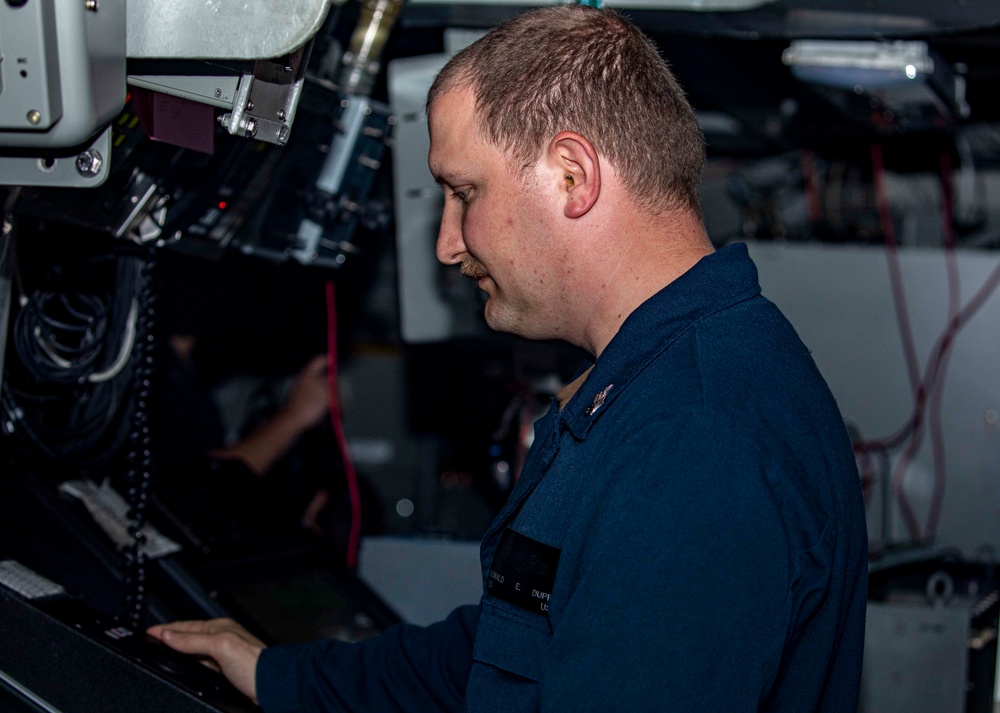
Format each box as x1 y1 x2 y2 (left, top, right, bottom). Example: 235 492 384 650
782 39 969 123
782 40 933 90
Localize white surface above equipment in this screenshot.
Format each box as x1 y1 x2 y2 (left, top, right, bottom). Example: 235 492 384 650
126 0 335 59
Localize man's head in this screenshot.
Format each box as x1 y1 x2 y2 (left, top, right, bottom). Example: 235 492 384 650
428 5 705 217
427 6 711 353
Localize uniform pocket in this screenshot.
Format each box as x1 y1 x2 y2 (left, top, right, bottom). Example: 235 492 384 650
473 597 553 681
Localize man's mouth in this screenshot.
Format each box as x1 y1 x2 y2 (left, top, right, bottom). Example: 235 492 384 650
460 257 489 281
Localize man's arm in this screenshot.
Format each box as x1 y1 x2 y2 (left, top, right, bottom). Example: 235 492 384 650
210 354 330 476
149 605 480 713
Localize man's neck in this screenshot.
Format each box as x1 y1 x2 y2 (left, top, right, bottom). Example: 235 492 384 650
581 209 714 358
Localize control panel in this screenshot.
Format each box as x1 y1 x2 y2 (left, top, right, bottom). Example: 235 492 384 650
0 561 258 713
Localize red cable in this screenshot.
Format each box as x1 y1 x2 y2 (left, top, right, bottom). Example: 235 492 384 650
871 143 923 395
800 149 823 225
925 151 959 538
868 142 924 539
325 281 362 569
858 145 1000 541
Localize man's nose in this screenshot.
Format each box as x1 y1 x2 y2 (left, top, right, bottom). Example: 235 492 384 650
435 205 465 265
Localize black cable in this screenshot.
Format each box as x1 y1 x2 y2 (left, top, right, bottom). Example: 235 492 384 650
2 249 145 467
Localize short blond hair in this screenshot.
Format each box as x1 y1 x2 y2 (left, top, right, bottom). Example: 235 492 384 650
428 5 705 216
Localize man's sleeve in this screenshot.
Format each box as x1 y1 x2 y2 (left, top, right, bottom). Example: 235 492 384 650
257 603 480 713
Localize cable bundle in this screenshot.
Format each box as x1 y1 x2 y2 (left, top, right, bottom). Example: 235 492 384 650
2 251 147 468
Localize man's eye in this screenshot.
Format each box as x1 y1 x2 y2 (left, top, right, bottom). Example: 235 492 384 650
451 189 470 203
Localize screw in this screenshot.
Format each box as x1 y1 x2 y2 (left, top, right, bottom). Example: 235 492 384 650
75 149 104 177
85 0 98 10
277 110 286 121
246 100 254 111
26 110 41 125
214 88 222 98
244 118 258 138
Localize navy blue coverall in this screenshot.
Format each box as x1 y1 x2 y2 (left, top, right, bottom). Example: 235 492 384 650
257 243 869 712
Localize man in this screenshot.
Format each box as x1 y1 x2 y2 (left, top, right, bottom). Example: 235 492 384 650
149 6 868 711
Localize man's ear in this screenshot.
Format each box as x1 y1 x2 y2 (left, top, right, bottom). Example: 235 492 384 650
548 132 601 219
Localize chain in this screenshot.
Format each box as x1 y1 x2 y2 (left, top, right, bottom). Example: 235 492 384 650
121 248 158 630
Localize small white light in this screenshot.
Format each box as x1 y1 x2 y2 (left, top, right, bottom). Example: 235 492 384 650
905 64 918 79
395 498 415 518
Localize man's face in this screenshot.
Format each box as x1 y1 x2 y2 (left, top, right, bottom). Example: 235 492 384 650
428 87 573 341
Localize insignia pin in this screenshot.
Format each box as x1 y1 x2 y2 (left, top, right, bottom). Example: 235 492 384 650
585 384 614 416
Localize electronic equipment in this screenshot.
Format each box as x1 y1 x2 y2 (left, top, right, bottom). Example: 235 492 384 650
862 558 1000 713
0 0 333 188
389 48 487 343
782 39 969 134
4 5 395 269
0 212 12 396
0 0 126 188
0 560 258 713
0 455 399 640
223 87 394 270
194 549 397 645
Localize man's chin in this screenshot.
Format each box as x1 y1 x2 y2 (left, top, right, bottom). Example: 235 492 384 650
482 299 505 332
482 300 525 337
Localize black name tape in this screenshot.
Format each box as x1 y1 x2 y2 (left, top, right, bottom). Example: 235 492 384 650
486 527 560 616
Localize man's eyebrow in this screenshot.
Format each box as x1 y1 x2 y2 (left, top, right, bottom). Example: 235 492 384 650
430 166 471 187
431 171 458 186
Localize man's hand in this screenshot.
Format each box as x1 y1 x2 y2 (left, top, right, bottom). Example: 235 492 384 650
207 354 331 476
284 354 332 430
147 618 266 704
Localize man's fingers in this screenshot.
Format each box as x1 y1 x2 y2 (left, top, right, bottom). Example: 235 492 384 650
150 617 238 634
146 619 264 704
148 619 261 662
158 628 225 656
149 619 210 638
148 618 233 646
306 354 329 372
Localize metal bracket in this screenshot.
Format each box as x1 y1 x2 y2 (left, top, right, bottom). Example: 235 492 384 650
217 43 312 146
0 127 113 187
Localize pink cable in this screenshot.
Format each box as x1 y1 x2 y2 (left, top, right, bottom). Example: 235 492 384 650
925 151 959 538
325 281 362 569
871 143 923 394
859 146 1000 540
869 143 924 539
852 146 929 451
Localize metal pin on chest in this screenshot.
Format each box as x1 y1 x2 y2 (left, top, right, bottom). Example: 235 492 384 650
585 384 614 416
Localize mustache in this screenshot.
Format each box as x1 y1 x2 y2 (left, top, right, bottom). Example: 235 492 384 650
460 257 489 280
